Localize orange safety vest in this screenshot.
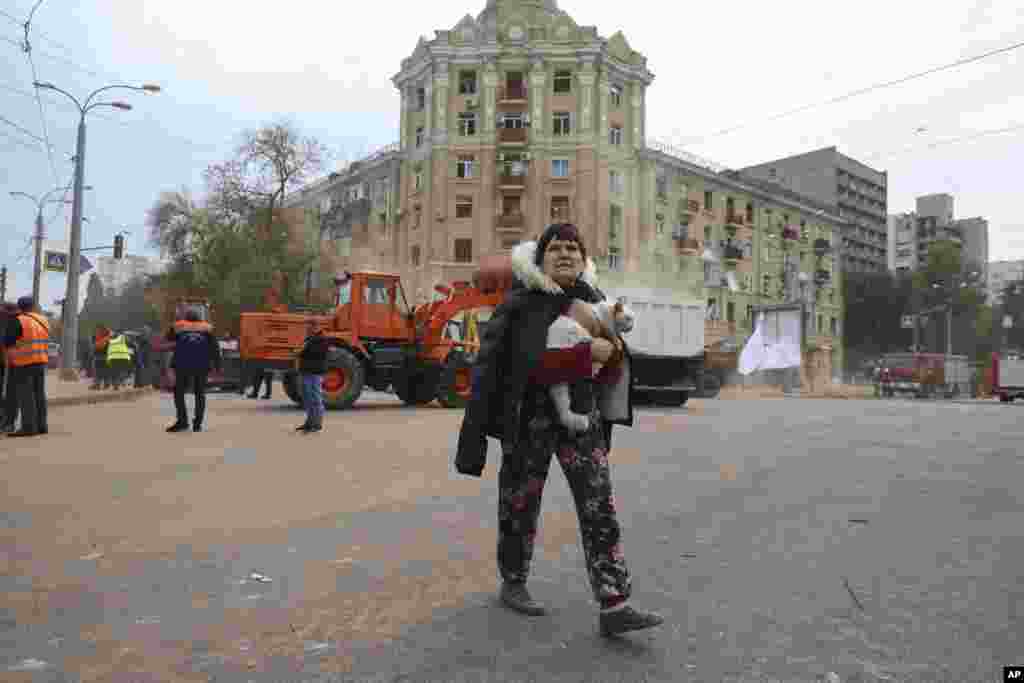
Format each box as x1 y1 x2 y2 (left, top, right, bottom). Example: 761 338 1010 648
173 319 212 334
9 313 50 367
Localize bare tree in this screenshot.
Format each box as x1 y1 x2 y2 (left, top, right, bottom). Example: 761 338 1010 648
203 119 328 232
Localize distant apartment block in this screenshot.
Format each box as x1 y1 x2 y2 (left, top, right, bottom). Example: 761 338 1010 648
887 193 989 280
741 146 888 274
988 260 1024 305
95 255 168 297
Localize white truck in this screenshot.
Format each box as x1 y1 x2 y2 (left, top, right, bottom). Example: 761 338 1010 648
602 287 707 406
995 353 1024 402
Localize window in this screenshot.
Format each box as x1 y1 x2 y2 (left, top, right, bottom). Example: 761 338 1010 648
607 247 622 271
746 305 754 323
817 315 822 334
553 70 572 93
551 196 570 222
655 174 667 198
501 112 525 128
553 112 571 136
502 194 521 216
459 70 477 95
455 196 473 218
416 87 425 111
415 127 425 147
704 190 713 211
610 84 622 107
457 155 475 178
364 278 391 304
727 301 735 323
413 205 422 229
552 159 569 178
609 126 623 145
411 245 421 266
458 112 477 136
454 238 473 263
413 172 422 193
609 170 624 195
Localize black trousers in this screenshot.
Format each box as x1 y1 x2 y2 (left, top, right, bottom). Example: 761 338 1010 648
11 364 47 434
248 371 272 397
173 370 208 426
1 365 18 426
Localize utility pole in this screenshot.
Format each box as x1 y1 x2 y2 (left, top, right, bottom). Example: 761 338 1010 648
32 209 44 308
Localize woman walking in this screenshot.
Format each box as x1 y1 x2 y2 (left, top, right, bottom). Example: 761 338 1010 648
456 223 663 637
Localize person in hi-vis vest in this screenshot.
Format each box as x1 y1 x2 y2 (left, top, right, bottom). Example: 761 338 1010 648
2 296 49 437
105 331 134 390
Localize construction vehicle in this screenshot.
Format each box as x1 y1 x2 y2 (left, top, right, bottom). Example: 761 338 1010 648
600 287 707 406
994 352 1024 402
239 271 502 410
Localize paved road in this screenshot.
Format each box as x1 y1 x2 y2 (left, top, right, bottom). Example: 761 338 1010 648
1 392 1022 682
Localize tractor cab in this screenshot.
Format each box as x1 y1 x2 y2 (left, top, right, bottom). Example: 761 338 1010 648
332 271 414 342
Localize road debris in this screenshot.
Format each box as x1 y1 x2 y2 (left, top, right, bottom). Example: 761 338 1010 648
842 576 866 612
247 572 272 583
847 518 869 526
8 658 49 671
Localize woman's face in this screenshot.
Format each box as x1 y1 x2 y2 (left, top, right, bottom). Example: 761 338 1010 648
541 238 584 288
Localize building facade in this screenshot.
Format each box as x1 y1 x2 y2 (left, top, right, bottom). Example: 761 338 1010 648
741 146 888 274
987 260 1024 305
95 255 168 297
284 0 849 373
887 194 989 280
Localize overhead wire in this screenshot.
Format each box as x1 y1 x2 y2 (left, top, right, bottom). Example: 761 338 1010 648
867 122 1024 161
0 126 41 150
679 37 1024 146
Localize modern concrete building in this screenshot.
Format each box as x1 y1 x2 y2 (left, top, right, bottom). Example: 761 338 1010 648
284 0 849 373
95 254 168 297
887 194 989 280
987 260 1023 305
741 146 888 274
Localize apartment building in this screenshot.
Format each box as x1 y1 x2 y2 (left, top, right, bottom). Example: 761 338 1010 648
987 260 1024 305
284 0 848 370
95 254 168 297
741 147 888 274
887 193 989 280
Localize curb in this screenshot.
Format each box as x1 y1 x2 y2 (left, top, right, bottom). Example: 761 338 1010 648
48 386 154 409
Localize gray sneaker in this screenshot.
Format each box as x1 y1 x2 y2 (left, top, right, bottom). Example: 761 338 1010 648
599 605 664 637
499 581 546 616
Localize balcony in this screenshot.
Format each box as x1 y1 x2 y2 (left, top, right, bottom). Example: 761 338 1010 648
498 163 528 189
498 126 528 144
677 238 701 253
725 213 745 228
685 199 700 214
498 85 528 102
497 212 525 230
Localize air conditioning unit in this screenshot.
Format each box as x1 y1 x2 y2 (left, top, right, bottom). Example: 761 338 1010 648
671 225 687 240
466 98 478 109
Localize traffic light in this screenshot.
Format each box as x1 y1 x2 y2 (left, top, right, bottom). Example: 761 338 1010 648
113 234 124 259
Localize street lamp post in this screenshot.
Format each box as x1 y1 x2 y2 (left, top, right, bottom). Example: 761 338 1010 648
9 187 74 308
33 81 160 378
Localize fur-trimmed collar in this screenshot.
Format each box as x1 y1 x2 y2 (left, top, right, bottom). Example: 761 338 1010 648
510 241 598 295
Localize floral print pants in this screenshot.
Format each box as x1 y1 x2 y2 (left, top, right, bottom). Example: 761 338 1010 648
497 393 631 609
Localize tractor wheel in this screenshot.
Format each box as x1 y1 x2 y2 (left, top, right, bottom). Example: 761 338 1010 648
322 347 365 410
283 371 303 406
437 352 473 409
394 370 438 406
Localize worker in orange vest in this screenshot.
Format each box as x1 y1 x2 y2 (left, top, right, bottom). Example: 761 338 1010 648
0 302 20 433
2 296 50 437
92 326 111 390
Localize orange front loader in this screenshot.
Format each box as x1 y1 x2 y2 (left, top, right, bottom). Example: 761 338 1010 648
239 270 504 410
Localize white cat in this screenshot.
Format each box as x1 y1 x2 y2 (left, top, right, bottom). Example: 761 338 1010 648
546 299 635 433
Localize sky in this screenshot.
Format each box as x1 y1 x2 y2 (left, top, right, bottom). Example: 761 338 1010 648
1 0 1022 314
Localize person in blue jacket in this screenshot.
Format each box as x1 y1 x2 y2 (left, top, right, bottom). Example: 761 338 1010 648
165 308 222 433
